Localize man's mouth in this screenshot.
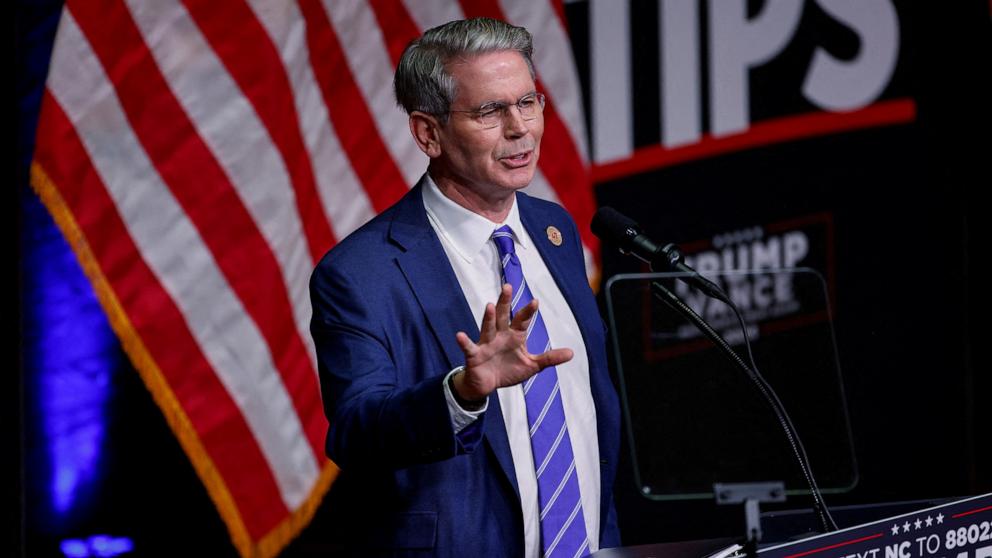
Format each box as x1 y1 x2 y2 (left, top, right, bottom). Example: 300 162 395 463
500 150 533 168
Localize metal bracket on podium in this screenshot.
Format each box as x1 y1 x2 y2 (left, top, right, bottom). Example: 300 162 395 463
715 482 787 558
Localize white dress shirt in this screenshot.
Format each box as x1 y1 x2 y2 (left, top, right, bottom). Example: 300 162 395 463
423 175 601 557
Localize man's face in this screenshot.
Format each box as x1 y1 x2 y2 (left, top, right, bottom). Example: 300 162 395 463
434 50 544 201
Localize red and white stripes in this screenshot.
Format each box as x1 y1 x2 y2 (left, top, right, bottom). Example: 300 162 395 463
33 1 596 556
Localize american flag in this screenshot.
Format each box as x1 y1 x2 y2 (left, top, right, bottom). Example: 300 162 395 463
30 1 596 556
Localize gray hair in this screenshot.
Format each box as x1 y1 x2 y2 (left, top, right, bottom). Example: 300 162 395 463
394 17 536 120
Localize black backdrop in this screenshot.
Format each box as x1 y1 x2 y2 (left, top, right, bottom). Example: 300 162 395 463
13 0 991 556
573 0 991 546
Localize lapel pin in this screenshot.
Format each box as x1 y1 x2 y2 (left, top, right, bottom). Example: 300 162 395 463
546 226 563 247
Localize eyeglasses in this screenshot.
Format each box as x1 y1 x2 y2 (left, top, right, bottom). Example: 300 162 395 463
448 92 546 129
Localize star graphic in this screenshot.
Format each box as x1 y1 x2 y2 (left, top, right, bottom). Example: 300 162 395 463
891 524 901 536
914 518 923 530
903 521 911 533
937 514 944 524
925 516 934 527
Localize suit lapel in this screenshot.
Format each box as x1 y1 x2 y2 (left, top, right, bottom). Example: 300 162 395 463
518 195 589 345
389 180 521 499
389 186 477 371
519 194 620 525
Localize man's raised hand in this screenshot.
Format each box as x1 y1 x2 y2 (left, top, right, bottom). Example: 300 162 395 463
452 283 573 404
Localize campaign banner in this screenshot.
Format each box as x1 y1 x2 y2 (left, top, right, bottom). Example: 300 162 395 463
760 493 992 558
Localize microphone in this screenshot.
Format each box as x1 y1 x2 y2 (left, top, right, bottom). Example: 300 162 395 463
591 206 728 302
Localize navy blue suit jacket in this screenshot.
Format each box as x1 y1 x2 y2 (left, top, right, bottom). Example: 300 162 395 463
309 179 621 556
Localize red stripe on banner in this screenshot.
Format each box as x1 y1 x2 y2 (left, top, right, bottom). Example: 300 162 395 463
34 91 290 539
298 0 410 212
782 533 884 558
952 504 992 518
369 0 422 67
459 0 599 258
183 0 337 261
67 0 327 460
592 99 918 183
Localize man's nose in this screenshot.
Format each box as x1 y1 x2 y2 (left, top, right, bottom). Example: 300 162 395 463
502 105 530 137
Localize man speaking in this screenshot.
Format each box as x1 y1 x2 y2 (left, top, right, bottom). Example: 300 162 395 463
310 17 620 557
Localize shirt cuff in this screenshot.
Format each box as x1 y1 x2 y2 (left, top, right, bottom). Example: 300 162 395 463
443 367 488 434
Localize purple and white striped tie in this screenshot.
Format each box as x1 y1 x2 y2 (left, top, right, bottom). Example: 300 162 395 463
491 225 590 558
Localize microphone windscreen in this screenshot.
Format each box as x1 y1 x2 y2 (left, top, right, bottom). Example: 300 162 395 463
591 206 639 245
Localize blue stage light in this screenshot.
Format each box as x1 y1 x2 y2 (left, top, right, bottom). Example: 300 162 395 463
22 191 118 518
60 539 88 558
60 535 135 558
89 534 135 557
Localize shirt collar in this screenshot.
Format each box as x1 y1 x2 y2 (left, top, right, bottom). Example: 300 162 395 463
422 174 530 263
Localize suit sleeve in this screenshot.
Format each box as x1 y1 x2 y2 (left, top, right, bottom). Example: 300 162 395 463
309 257 484 471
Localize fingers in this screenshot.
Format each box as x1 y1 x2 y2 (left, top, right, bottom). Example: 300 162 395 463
478 303 497 342
494 283 512 329
533 347 574 370
511 299 538 331
455 331 478 358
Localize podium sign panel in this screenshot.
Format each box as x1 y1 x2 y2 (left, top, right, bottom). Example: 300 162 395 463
604 269 856 500
759 493 992 558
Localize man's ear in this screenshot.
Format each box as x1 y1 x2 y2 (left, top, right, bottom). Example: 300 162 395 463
409 111 443 158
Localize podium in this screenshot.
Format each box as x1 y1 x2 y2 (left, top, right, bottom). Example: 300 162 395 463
590 493 992 558
759 492 992 558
